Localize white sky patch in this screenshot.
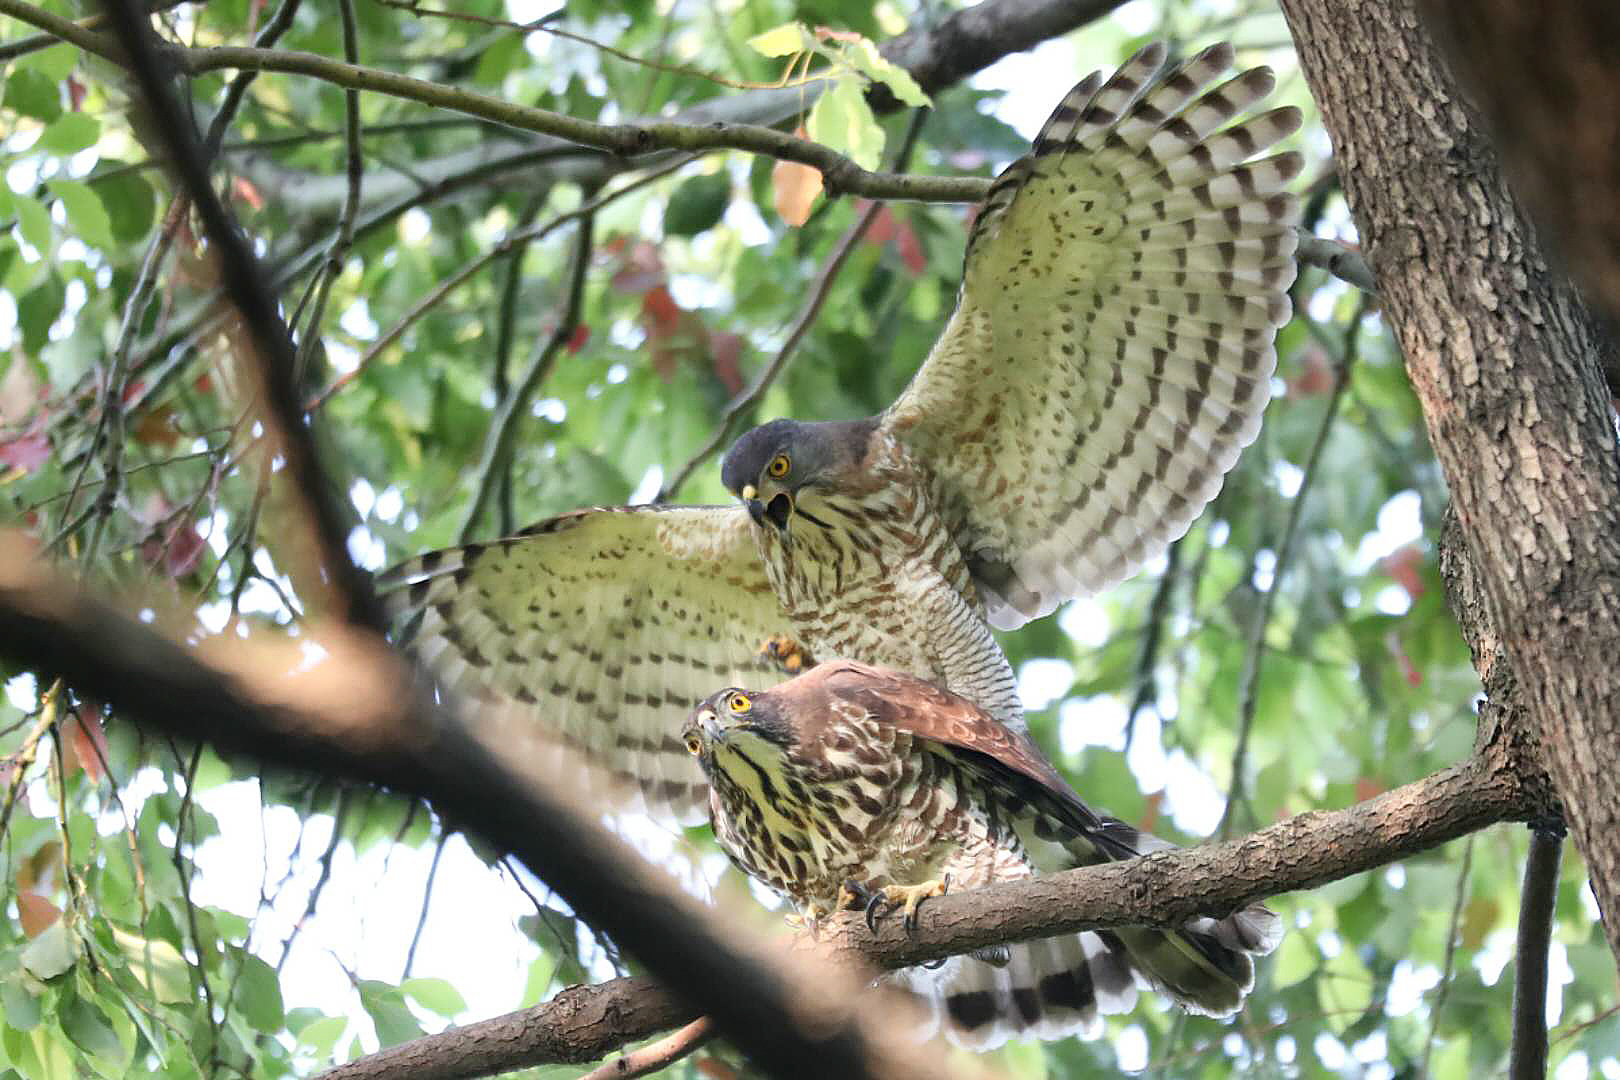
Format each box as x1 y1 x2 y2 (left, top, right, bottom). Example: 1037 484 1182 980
5 672 38 712
1058 695 1128 756
1057 596 1110 647
1116 1025 1148 1072
1385 959 1440 1016
1160 750 1225 833
970 36 1080 141
375 487 404 523
347 526 387 571
340 298 379 341
399 208 432 246
1017 658 1073 712
1352 490 1424 571
532 397 567 423
628 465 664 505
351 478 377 518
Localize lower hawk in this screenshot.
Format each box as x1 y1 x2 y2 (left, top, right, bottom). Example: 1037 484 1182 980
683 661 1280 1047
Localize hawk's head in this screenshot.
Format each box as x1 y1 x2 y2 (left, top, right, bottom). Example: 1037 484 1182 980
720 418 877 534
681 686 796 778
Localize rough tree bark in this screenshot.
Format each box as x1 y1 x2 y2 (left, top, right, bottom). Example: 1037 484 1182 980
1416 1 1620 330
1279 0 1620 962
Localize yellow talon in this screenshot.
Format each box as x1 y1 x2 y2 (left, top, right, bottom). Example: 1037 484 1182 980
785 901 829 938
865 877 948 932
758 634 816 674
884 879 947 925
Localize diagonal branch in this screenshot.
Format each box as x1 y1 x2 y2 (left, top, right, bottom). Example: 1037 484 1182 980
1510 827 1563 1080
0 535 1540 1077
98 0 383 630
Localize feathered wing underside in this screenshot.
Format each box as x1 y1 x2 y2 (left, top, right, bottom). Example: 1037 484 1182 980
810 663 1280 1044
379 505 787 823
882 42 1302 629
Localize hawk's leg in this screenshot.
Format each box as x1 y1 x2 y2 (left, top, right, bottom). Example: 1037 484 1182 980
758 634 816 675
848 876 949 933
784 900 831 939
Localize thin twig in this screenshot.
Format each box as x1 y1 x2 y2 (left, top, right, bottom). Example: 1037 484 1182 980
1421 833 1476 1079
402 830 449 981
1510 827 1564 1080
489 187 554 536
1218 295 1372 838
99 0 384 630
578 1017 717 1080
276 788 352 975
456 207 595 541
306 158 683 413
292 0 362 384
657 108 930 501
1126 536 1181 753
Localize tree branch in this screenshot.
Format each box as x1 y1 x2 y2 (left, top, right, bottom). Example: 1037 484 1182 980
97 0 382 630
1510 827 1563 1080
0 540 975 1080
1280 0 1620 966
0 533 1541 1075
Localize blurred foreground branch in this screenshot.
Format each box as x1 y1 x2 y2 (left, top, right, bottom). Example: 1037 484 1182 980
0 538 1541 1078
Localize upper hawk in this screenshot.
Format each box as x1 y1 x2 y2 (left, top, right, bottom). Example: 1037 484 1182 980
380 42 1301 821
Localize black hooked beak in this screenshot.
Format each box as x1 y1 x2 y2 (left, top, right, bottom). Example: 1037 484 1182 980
741 485 794 532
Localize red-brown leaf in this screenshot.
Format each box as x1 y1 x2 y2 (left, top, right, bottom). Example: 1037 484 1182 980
17 892 60 938
0 430 49 471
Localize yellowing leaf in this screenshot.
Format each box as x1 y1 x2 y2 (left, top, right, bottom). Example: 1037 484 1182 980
747 22 810 58
807 77 883 171
846 40 930 107
111 926 191 1004
20 919 76 980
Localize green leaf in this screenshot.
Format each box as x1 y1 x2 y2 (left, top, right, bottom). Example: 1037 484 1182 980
357 981 422 1048
48 180 113 251
20 920 76 981
16 42 77 83
747 22 810 58
1268 928 1316 988
0 976 42 1032
845 40 930 107
59 994 124 1064
807 77 884 171
234 951 284 1033
664 172 731 238
294 1015 346 1059
110 927 191 1004
400 977 466 1019
91 165 156 245
3 69 61 122
13 193 53 255
37 113 99 155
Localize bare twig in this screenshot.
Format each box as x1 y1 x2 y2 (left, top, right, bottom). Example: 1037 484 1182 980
402 830 449 981
579 1018 716 1080
99 0 383 630
1219 295 1372 838
657 109 930 501
292 0 363 383
1510 827 1564 1080
456 207 595 541
1421 833 1476 1079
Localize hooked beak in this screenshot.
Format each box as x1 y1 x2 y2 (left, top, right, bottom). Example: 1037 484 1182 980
741 484 794 532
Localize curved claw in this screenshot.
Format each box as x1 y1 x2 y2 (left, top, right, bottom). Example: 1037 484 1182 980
862 877 949 933
864 892 889 933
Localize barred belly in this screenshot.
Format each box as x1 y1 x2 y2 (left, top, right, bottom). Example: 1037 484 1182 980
756 440 1023 726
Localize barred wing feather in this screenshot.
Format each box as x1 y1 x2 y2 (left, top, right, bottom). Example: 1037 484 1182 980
379 505 786 824
883 42 1301 629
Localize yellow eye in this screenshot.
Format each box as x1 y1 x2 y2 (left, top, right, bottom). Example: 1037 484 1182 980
728 692 752 714
684 733 702 755
767 454 790 479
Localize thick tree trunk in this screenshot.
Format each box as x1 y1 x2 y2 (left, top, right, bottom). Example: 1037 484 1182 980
1279 0 1620 964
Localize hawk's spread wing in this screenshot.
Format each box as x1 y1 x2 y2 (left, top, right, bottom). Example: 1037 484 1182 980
379 505 786 823
881 43 1301 629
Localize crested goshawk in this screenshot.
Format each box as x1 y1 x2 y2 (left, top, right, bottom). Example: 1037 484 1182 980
684 660 1281 1046
382 42 1301 820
